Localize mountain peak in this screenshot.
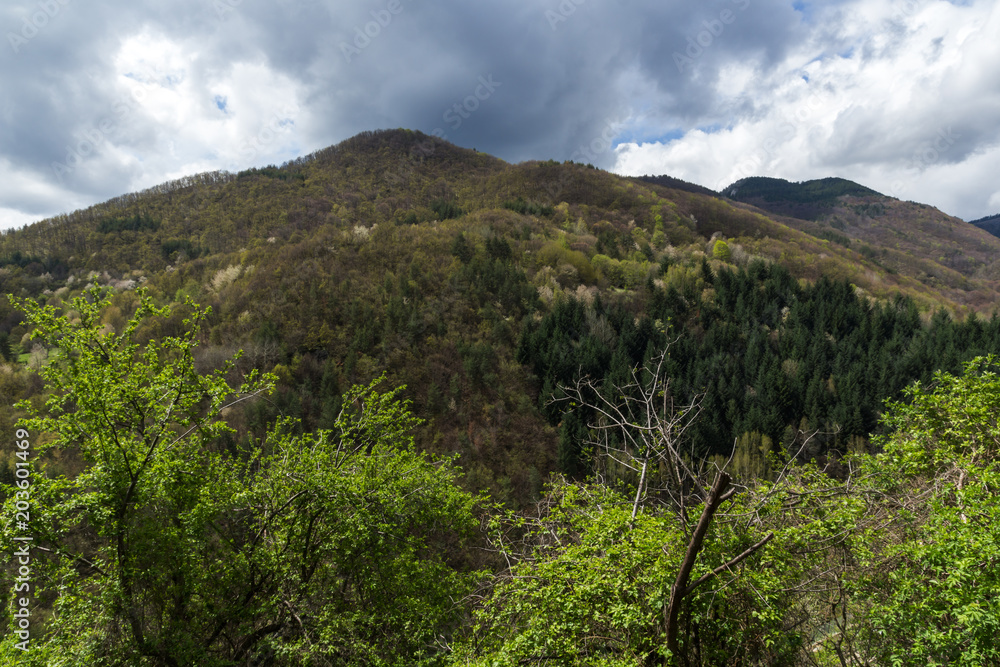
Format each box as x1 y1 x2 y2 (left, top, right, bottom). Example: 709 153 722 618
720 176 883 221
721 176 882 201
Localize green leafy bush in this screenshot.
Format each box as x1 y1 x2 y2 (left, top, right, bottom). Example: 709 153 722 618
1 288 482 666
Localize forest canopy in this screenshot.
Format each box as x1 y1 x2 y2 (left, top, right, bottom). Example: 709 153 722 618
2 130 1000 664
3 291 999 665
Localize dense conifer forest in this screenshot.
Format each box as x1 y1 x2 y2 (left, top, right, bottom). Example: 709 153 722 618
520 261 1000 475
2 129 1000 665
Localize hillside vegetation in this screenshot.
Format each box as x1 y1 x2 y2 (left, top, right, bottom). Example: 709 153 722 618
723 176 1000 310
3 129 1000 664
2 129 1000 504
4 288 1000 665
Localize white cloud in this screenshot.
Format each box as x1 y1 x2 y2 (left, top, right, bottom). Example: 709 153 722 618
0 156 84 223
0 206 47 230
0 9 315 230
106 30 306 177
612 0 1000 220
2 0 999 230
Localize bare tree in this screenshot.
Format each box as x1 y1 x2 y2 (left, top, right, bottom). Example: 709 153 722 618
560 350 706 522
559 350 781 665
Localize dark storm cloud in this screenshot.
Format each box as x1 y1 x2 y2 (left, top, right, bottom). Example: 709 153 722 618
294 0 811 164
2 0 999 226
0 0 813 225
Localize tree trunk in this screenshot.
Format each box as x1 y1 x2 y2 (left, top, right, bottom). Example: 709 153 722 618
664 471 732 663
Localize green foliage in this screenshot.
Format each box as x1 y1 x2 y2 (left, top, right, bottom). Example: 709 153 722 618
723 176 880 205
448 234 539 323
970 213 1000 238
863 490 1000 666
712 239 731 261
451 232 474 263
249 382 484 666
874 357 1000 473
160 238 205 261
853 358 1000 666
502 197 553 217
557 410 588 479
237 165 306 183
638 174 720 198
590 253 649 289
2 286 272 664
7 127 1000 664
722 176 885 226
537 240 598 285
431 199 464 220
0 250 45 269
96 213 160 234
519 263 1000 469
457 471 850 666
458 483 682 666
857 243 881 260
0 288 481 666
815 228 851 247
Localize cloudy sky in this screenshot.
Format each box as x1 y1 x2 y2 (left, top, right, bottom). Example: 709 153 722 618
1 0 998 230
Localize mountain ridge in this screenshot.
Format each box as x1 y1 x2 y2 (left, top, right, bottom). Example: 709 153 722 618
970 213 1000 239
3 129 1000 314
720 175 882 220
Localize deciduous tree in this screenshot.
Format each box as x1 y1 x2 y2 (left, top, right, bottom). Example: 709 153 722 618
1 288 481 666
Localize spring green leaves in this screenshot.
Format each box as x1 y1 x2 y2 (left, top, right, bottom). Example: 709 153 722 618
5 284 999 665
855 358 1000 666
2 287 481 666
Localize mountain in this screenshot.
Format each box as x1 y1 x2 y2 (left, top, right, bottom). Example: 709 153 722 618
2 129 1000 505
722 175 1000 311
5 129 1000 667
970 213 1000 239
721 176 882 220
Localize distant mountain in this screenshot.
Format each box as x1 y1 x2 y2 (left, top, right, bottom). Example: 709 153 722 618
721 176 882 220
970 213 1000 239
719 176 1000 309
4 130 998 322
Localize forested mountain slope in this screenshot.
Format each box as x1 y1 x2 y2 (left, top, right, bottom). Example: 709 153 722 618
971 212 1000 238
2 129 999 505
721 176 882 219
722 176 1000 310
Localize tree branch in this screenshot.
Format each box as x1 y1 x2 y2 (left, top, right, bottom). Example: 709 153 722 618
664 471 731 663
684 531 774 597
